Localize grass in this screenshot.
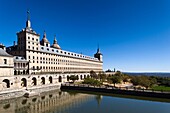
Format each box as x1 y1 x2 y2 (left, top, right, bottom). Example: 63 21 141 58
152 85 170 92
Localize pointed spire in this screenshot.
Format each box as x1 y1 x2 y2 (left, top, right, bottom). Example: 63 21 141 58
26 9 31 28
97 44 100 53
53 34 57 44
43 30 46 38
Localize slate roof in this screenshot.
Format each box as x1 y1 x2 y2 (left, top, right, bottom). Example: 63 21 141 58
0 48 13 57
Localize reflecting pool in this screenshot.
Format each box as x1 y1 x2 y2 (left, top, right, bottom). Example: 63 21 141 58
0 90 169 113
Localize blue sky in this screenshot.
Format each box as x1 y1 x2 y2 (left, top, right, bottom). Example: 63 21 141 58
0 0 170 72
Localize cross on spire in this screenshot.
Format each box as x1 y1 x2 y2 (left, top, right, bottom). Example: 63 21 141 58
27 9 30 21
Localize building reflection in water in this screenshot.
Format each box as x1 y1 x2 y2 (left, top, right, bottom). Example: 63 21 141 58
0 90 94 113
95 95 103 107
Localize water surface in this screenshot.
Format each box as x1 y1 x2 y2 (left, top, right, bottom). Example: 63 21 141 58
0 90 169 113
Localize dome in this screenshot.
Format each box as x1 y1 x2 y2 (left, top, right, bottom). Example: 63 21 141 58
51 36 61 49
52 43 61 49
41 38 49 43
40 31 50 44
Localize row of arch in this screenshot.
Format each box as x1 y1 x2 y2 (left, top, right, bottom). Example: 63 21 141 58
1 74 90 89
21 76 53 87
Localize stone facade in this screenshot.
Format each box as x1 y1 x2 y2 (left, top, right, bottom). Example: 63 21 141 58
0 11 103 99
0 44 14 76
0 73 90 96
6 11 103 75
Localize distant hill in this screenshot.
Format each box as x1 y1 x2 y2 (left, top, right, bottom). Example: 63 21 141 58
123 72 170 77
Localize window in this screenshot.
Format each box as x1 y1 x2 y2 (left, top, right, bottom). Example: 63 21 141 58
41 47 44 50
28 37 30 39
32 38 34 40
36 39 38 41
4 59 7 64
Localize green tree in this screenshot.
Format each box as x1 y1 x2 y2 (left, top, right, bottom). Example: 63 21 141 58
130 76 140 86
114 71 122 76
83 78 101 86
69 75 78 83
90 70 98 79
122 75 129 83
108 76 121 87
98 71 106 82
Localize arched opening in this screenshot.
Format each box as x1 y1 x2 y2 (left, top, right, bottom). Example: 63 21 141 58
21 78 27 87
49 76 52 84
59 76 62 82
14 70 17 75
32 77 37 86
87 75 90 78
80 75 83 80
23 70 26 74
67 75 70 82
3 104 10 109
77 75 79 80
2 79 10 88
22 99 27 105
41 77 45 85
84 75 86 79
18 70 20 75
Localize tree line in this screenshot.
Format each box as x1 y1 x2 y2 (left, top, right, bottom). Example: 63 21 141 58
68 70 170 89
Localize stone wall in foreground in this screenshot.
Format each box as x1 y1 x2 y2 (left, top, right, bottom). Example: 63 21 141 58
0 72 90 100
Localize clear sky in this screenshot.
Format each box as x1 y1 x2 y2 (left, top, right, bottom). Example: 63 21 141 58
0 0 170 72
